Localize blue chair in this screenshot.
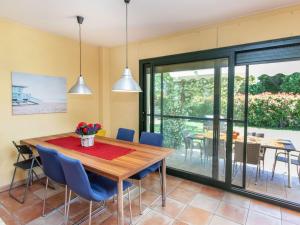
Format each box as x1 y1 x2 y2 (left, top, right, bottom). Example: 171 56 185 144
57 153 133 225
36 145 67 217
130 131 163 214
116 128 135 142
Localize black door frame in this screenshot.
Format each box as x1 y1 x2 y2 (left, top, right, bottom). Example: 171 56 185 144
139 35 300 211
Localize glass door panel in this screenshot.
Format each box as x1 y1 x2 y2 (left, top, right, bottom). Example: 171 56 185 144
146 58 229 181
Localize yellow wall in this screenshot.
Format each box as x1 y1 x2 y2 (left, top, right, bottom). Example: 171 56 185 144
0 18 100 188
2 4 300 188
107 4 300 140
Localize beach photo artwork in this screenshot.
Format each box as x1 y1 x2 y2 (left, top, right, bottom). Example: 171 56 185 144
12 72 67 115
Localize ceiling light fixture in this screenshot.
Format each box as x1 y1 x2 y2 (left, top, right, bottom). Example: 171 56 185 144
112 0 142 92
69 16 92 95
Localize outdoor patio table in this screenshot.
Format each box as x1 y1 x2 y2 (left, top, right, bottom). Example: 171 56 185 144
20 132 173 225
260 138 296 188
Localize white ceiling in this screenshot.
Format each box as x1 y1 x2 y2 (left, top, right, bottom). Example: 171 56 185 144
0 0 299 47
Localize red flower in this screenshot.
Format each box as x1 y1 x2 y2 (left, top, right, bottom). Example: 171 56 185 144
95 123 101 129
78 122 87 128
83 127 88 134
88 123 94 128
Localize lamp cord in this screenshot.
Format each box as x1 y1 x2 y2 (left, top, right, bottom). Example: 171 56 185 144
126 1 128 68
79 22 82 76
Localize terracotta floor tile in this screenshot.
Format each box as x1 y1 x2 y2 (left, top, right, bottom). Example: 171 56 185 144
172 220 189 225
246 211 281 225
14 201 53 224
210 215 240 225
140 190 160 206
78 208 112 225
100 215 130 225
136 210 173 225
168 187 196 204
26 210 64 225
222 192 250 208
281 208 300 225
249 199 281 219
190 193 220 213
63 198 103 222
216 202 248 224
123 198 150 224
44 191 66 210
200 186 224 200
0 189 41 212
179 180 203 193
152 197 185 218
33 184 64 200
0 206 18 225
177 206 212 225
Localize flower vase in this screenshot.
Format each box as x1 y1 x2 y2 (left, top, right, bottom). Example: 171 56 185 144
80 134 95 147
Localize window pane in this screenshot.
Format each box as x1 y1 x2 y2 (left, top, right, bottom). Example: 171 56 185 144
234 66 246 121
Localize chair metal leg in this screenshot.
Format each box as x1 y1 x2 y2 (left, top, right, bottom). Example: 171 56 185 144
255 162 259 185
272 155 278 180
9 167 17 196
66 190 72 225
127 188 132 224
42 177 49 216
64 185 68 217
139 180 142 215
89 201 92 225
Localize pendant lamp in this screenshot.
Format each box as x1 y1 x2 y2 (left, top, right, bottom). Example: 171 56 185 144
112 0 142 92
69 16 92 95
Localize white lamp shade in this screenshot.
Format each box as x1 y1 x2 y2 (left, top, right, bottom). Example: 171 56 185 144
112 68 142 92
68 75 92 95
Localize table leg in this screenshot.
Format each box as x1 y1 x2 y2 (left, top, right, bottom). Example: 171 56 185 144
288 151 292 188
162 158 167 207
117 180 124 225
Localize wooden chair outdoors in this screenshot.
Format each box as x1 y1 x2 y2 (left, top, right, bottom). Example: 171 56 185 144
233 141 262 184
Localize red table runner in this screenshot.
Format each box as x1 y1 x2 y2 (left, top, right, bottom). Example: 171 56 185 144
46 136 135 160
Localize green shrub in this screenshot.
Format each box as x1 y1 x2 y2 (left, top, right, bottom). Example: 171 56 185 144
235 92 300 129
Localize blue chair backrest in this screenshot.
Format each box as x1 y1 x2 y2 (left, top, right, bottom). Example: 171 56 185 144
116 128 135 142
57 153 93 200
139 132 163 147
36 145 66 185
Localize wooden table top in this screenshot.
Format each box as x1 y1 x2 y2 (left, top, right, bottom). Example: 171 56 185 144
190 133 297 151
20 132 173 181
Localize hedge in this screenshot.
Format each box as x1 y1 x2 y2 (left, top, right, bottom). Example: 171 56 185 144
235 92 300 129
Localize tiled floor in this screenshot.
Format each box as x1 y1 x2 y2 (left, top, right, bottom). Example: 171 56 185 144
167 146 300 204
0 173 300 225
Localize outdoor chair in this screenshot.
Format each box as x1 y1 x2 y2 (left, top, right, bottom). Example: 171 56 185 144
9 141 42 203
272 149 300 183
183 130 204 161
202 138 226 171
233 141 262 184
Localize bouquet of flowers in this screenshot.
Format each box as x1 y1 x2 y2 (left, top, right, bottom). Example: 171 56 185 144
76 122 101 136
75 122 101 147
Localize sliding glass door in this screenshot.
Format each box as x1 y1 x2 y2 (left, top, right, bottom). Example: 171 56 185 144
140 37 300 210
142 58 230 182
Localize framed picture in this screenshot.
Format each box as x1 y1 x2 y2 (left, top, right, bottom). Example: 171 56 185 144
12 72 67 115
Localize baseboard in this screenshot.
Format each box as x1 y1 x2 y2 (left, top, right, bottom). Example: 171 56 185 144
0 174 45 193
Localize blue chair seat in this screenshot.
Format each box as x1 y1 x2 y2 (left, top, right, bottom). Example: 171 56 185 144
88 173 132 201
130 162 161 180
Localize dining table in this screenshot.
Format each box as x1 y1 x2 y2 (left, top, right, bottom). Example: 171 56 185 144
20 132 173 225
